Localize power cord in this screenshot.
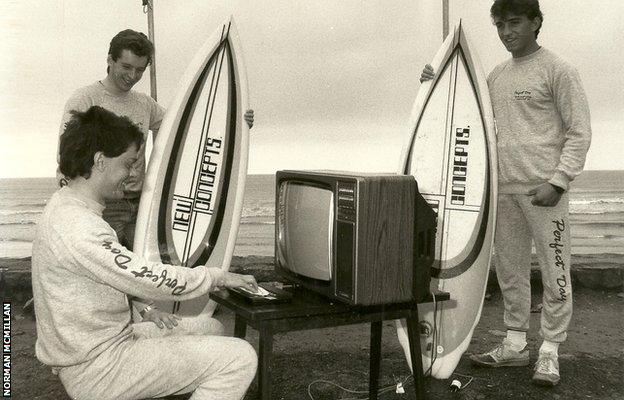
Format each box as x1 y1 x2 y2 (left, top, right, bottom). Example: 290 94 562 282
307 379 368 399
449 372 475 392
307 289 443 399
423 289 439 377
307 372 414 400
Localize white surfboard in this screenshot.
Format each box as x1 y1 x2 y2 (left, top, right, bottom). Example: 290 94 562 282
395 22 497 379
133 18 249 316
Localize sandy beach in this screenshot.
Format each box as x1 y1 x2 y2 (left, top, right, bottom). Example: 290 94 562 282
3 253 623 300
2 1 624 398
0 198 624 400
3 253 623 400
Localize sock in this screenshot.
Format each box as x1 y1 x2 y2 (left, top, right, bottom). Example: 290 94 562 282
506 330 527 351
539 340 559 357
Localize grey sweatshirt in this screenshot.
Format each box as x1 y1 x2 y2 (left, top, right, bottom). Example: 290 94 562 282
487 47 592 194
31 187 226 368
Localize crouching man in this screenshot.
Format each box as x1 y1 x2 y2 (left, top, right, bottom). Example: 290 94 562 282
32 106 258 400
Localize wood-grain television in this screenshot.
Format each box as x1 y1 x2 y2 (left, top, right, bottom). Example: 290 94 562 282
275 170 436 305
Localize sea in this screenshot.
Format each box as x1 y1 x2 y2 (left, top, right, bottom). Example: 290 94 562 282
1 171 623 259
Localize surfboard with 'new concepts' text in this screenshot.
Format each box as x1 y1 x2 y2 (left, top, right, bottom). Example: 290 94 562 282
396 22 498 379
133 18 249 316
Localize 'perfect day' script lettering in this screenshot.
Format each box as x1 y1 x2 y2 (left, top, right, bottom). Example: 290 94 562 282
101 241 187 295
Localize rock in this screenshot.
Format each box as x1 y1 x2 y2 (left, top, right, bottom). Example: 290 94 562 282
573 263 624 290
488 329 506 337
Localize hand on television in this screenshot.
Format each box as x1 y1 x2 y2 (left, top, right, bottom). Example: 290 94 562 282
527 183 562 207
223 271 259 293
142 308 181 329
244 109 254 129
420 64 435 83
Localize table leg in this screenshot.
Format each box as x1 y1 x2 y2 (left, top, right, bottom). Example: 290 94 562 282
234 314 247 338
258 326 273 400
369 320 382 400
406 312 427 400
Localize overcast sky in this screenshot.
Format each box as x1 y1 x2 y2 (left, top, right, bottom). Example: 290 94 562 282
1 0 623 178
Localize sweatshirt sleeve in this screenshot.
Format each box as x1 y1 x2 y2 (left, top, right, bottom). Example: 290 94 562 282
148 96 166 136
52 209 224 302
548 64 592 190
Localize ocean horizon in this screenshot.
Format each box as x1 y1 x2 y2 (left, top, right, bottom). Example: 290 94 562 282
1 170 624 259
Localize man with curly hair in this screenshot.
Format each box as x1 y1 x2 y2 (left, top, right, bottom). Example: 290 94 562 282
35 106 258 400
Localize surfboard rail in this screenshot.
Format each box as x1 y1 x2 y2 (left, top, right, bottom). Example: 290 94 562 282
134 17 250 316
396 21 497 379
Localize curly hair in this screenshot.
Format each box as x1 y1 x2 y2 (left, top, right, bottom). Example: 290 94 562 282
59 106 144 180
490 0 544 38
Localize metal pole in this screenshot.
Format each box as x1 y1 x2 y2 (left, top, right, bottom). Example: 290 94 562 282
442 0 449 40
143 0 157 101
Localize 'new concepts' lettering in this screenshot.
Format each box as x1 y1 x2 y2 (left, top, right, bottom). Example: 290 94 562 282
102 241 187 295
172 138 222 232
451 127 470 205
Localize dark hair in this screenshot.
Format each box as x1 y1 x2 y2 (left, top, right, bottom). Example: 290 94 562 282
106 29 154 73
109 29 154 62
490 0 544 38
59 106 143 180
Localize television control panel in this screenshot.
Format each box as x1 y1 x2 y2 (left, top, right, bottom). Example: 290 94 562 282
335 181 356 301
336 182 356 223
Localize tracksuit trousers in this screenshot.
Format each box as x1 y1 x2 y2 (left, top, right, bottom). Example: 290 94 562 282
58 315 257 400
495 193 572 343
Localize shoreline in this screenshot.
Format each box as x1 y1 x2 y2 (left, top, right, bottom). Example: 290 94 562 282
2 253 622 301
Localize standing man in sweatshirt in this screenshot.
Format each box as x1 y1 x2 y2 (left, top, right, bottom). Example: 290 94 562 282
34 106 258 400
57 29 254 327
420 0 591 386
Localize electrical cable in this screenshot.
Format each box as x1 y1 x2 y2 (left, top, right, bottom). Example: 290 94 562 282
423 289 439 377
451 371 476 390
307 373 414 400
308 289 443 398
307 379 368 399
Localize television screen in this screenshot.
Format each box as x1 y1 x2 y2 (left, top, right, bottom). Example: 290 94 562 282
277 181 333 281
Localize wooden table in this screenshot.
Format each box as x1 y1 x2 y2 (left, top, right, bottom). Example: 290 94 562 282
210 287 449 400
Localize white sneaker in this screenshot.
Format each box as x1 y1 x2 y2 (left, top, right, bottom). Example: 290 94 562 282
532 352 560 386
469 339 530 367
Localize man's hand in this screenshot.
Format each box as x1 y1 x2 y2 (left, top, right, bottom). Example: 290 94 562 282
528 183 563 207
222 271 259 293
142 307 182 329
244 109 254 129
420 64 435 83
